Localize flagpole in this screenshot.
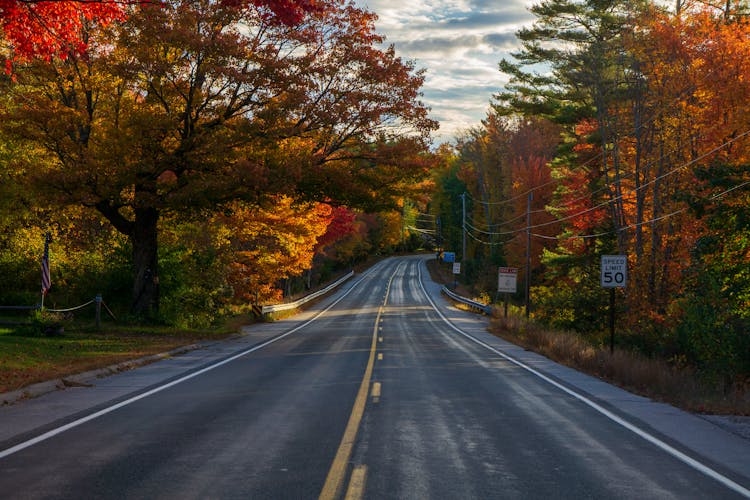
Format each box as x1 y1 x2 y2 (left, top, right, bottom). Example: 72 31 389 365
41 232 50 309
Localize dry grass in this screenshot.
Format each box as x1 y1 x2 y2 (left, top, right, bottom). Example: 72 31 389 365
425 257 749 414
490 314 750 415
426 258 475 298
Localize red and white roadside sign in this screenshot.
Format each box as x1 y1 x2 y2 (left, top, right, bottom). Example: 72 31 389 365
497 267 518 293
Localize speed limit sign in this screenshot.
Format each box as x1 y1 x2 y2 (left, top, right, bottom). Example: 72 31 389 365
601 255 627 288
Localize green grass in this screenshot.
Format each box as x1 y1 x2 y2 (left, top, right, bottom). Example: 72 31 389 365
0 318 247 395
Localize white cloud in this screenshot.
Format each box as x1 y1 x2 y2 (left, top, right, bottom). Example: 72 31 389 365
354 0 537 144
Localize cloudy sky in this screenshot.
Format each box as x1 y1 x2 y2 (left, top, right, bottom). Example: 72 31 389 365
353 0 537 145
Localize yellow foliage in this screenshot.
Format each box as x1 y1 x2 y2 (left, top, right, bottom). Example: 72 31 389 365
215 197 333 304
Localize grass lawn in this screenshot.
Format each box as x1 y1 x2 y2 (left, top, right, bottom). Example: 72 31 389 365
0 320 246 395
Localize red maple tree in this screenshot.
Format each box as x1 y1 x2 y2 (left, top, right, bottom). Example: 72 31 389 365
0 0 318 66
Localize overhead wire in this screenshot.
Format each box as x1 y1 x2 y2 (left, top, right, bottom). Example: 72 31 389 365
461 143 610 210
453 16 750 253
464 219 522 237
458 127 750 244
532 175 750 242
468 129 750 238
406 225 436 235
468 125 744 231
525 128 750 232
465 41 731 216
464 224 522 246
528 141 685 216
465 210 529 229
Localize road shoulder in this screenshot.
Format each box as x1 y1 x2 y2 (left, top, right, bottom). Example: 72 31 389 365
417 256 750 487
0 276 363 446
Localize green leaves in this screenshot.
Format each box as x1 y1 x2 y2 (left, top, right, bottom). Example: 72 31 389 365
1 0 436 316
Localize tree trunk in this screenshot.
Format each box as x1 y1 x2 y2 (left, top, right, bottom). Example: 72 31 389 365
632 63 647 262
650 146 665 300
131 206 160 317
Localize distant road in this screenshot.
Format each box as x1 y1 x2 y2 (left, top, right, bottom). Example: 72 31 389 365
1 256 748 498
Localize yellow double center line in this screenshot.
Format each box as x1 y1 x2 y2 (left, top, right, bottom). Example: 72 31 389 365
319 267 397 500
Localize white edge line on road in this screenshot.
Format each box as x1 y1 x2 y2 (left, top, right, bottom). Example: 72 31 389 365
0 263 385 461
417 260 750 499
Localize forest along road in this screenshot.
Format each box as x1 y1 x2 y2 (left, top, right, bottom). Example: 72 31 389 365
1 255 749 499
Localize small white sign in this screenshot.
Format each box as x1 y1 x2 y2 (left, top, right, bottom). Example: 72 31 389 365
498 267 518 293
601 255 627 288
452 262 461 274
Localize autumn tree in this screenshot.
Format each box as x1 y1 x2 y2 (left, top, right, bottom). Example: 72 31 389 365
2 0 435 317
491 0 660 329
631 3 750 374
218 197 333 304
435 114 560 297
428 145 465 258
487 0 750 371
0 0 319 66
496 0 644 254
454 117 509 262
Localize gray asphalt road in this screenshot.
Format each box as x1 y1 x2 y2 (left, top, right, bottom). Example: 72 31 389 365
1 256 748 499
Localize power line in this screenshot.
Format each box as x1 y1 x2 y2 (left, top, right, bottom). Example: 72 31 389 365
525 127 750 232
457 111 750 251
405 225 436 235
465 210 529 229
459 128 750 244
461 144 606 209
532 176 750 242
464 225 521 246
465 219 522 237
465 43 731 212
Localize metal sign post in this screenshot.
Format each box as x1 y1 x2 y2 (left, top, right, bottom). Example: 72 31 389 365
452 262 461 289
498 267 518 318
601 255 627 354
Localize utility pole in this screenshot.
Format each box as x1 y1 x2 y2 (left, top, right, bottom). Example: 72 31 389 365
525 192 533 319
436 216 442 251
401 203 405 252
461 192 466 260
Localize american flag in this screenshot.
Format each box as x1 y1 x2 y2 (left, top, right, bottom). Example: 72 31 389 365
41 233 51 296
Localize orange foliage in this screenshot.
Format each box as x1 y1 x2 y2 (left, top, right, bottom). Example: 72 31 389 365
216 197 333 304
505 119 561 267
637 8 750 161
555 119 608 250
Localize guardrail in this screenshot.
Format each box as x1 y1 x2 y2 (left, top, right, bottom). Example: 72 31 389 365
440 286 492 315
261 271 355 315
